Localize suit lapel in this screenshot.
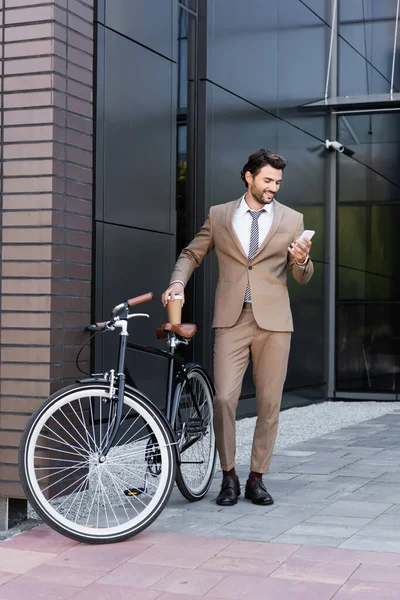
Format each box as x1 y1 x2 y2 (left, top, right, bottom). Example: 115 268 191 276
252 200 284 261
225 198 248 261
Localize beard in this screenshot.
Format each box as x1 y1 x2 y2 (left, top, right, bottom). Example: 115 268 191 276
250 185 274 205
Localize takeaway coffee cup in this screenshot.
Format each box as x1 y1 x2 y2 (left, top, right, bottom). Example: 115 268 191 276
166 294 183 324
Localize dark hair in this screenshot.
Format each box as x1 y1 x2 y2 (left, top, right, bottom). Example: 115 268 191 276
241 149 287 188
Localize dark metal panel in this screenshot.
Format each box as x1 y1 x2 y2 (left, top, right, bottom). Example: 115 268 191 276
97 224 175 406
104 0 175 60
206 0 278 113
102 29 175 234
277 0 327 110
95 25 105 223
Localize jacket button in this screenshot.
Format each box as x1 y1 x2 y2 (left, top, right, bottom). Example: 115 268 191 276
248 266 252 270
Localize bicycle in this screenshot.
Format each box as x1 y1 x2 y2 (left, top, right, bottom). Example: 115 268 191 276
19 293 217 544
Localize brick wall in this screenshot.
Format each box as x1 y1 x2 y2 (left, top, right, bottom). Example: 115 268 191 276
0 0 94 499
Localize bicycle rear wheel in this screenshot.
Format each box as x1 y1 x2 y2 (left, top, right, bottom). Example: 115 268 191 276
173 365 217 501
19 383 176 544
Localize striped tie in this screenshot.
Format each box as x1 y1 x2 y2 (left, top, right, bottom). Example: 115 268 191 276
244 209 265 303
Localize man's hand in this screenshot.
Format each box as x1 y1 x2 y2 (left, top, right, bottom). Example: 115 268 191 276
288 237 312 264
161 282 185 307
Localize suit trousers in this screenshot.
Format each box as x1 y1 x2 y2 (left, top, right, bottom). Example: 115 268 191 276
213 304 291 473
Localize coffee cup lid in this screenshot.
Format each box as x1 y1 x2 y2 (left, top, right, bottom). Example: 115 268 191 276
167 295 183 300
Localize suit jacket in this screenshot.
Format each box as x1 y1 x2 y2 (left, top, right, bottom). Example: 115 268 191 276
170 198 314 332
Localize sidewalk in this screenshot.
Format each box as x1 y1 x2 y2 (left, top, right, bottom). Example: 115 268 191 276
1 410 400 599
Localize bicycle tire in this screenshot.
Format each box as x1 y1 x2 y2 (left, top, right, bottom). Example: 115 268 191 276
173 365 217 501
19 383 176 544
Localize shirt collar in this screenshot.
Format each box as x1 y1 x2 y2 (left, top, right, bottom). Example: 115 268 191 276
239 194 274 216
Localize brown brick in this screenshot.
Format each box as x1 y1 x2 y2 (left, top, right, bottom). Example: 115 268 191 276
0 449 18 464
63 329 90 345
67 78 92 101
67 112 92 135
5 0 53 6
2 195 53 210
66 129 92 150
67 62 92 86
4 56 53 76
2 262 52 278
3 160 53 177
4 22 52 42
68 47 92 71
3 177 54 194
0 397 48 415
67 95 92 118
2 227 52 244
0 482 24 498
4 6 53 25
68 12 93 37
3 125 54 143
66 146 92 167
54 73 67 93
52 279 90 297
0 362 51 380
54 22 67 42
1 278 52 295
68 29 93 54
63 296 91 312
0 465 20 481
68 0 93 22
3 143 54 160
0 431 24 448
3 90 52 109
66 180 92 200
5 39 53 59
1 329 50 345
65 243 91 262
65 229 91 248
54 5 67 26
1 294 52 311
65 263 91 280
1 346 51 363
3 210 53 226
0 380 50 397
4 108 53 126
66 163 92 183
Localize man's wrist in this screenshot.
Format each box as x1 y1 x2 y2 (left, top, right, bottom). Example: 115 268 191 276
170 279 185 287
295 255 310 268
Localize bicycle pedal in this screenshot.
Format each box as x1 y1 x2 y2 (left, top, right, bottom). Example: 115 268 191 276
124 487 145 496
185 418 204 433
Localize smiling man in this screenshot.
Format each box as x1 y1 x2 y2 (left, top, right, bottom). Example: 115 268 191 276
162 149 314 507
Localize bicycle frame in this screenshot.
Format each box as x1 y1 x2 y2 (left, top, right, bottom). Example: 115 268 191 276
82 304 191 459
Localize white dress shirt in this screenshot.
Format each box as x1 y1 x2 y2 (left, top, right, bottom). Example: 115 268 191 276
233 194 274 257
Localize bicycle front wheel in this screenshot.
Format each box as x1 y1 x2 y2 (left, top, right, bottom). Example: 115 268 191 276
173 365 217 501
19 384 176 544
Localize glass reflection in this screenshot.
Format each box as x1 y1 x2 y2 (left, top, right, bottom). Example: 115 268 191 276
336 112 400 393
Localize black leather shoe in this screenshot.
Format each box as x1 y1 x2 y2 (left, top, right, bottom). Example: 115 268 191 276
216 476 241 506
245 478 274 505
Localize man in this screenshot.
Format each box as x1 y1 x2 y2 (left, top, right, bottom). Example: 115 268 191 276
162 149 313 507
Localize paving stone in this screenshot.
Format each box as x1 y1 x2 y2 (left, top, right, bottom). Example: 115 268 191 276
0 548 56 574
319 501 392 518
340 536 400 553
334 580 400 599
270 533 347 548
218 540 299 562
204 572 340 599
350 563 400 584
151 567 228 595
270 556 359 584
71 584 161 600
97 562 174 589
292 545 400 566
0 577 80 599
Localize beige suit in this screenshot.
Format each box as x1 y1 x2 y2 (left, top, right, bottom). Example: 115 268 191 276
170 198 314 473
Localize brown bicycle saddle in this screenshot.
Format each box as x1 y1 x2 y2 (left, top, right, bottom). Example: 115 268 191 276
156 323 197 340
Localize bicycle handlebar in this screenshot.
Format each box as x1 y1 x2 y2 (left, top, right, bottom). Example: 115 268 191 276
127 292 153 307
86 293 154 332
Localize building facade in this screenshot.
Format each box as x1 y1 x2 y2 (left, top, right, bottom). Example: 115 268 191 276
0 0 399 512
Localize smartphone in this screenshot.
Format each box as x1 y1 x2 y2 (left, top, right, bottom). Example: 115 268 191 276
297 229 315 243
